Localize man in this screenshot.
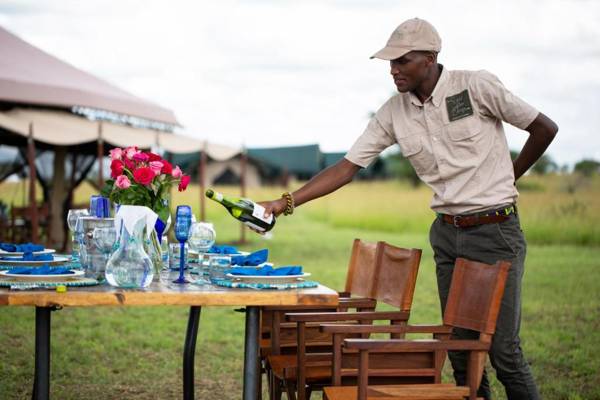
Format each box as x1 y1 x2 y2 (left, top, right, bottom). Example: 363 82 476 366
260 18 557 399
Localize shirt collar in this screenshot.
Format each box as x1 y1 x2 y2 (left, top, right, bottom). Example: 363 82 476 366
408 64 449 108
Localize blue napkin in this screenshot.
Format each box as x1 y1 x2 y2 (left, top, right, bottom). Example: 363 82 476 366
229 265 302 276
7 266 74 275
208 245 239 254
0 242 45 253
1 253 54 262
231 249 269 266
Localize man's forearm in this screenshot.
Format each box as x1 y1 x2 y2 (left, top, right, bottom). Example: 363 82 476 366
292 159 361 207
513 112 558 180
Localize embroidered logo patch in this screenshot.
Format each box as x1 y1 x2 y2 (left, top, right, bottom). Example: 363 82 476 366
445 90 474 122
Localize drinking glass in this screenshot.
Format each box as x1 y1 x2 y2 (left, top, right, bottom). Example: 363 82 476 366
209 255 231 283
92 226 117 280
173 205 192 284
67 208 89 261
188 222 216 284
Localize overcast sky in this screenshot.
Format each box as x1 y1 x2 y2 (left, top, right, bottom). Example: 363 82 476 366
1 0 599 166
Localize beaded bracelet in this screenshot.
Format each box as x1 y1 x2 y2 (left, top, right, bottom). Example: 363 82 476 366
281 192 295 216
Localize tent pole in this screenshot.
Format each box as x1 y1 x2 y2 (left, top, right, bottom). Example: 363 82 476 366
28 123 39 243
199 142 207 222
239 148 247 244
97 123 104 189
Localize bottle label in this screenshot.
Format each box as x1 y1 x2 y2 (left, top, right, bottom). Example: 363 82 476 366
244 221 265 232
252 203 273 224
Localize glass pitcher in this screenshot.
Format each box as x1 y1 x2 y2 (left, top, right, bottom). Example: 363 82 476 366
105 217 154 288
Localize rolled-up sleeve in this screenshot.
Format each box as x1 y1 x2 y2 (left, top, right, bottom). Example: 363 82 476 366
345 102 396 168
470 70 539 130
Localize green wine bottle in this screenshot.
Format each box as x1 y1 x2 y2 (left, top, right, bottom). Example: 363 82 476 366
205 189 276 232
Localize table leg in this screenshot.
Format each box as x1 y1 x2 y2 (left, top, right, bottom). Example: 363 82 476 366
32 306 52 400
242 306 260 400
183 306 201 400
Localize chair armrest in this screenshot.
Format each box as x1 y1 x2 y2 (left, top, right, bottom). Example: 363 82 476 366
320 324 452 335
343 338 490 352
337 297 377 309
286 311 410 323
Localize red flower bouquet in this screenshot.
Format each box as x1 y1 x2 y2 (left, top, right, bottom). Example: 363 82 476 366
100 146 190 223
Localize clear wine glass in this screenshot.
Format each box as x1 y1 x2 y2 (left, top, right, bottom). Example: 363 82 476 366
188 222 216 284
67 209 89 261
92 226 117 280
173 205 192 284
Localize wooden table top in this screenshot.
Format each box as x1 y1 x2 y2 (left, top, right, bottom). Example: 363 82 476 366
0 282 339 308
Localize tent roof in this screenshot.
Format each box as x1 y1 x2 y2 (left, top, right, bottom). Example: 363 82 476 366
0 26 179 126
248 144 323 175
0 107 240 160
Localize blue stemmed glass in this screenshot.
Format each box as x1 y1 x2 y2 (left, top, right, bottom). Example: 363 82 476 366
173 205 192 284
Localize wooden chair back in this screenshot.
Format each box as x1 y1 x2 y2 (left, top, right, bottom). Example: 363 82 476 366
10 203 51 245
444 258 511 335
345 239 421 312
325 258 512 400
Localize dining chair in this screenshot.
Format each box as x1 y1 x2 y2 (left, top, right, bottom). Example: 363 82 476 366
322 258 512 400
267 240 422 400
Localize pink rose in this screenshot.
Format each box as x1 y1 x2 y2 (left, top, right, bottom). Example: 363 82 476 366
178 175 191 192
133 167 155 186
172 166 182 178
133 152 150 163
124 146 139 159
109 148 123 160
149 161 164 176
115 175 131 189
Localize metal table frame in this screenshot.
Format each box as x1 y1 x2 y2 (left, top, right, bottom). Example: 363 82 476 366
30 305 262 400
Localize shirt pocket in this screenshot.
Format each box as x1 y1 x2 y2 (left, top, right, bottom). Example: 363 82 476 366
397 134 428 175
444 117 484 160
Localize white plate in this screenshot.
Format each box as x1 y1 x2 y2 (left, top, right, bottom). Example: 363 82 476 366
0 255 70 266
0 269 84 281
226 272 311 284
0 248 56 257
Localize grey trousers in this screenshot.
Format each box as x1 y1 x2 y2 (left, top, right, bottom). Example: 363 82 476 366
429 212 540 400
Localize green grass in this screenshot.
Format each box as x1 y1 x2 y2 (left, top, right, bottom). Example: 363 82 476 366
1 175 599 399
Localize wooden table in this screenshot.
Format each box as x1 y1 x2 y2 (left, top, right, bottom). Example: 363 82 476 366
0 282 338 400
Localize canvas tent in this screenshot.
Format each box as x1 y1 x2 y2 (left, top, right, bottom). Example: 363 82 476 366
0 26 242 247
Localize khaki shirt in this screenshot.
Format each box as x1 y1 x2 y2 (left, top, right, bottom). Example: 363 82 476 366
345 67 539 215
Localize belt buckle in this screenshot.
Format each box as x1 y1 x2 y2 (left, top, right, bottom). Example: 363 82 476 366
453 215 462 227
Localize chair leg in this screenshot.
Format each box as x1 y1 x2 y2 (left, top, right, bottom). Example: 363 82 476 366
305 386 312 400
285 380 297 400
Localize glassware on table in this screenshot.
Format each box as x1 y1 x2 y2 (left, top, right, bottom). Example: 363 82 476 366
173 205 192 284
67 208 90 262
161 243 189 283
188 222 216 284
105 214 154 288
91 227 117 280
209 255 231 283
90 195 110 218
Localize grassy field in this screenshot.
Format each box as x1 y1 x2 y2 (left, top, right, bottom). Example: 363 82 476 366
0 175 599 399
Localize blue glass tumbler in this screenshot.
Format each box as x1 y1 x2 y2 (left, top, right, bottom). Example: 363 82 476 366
173 205 192 284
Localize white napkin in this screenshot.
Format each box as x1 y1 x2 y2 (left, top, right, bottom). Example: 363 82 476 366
114 205 158 241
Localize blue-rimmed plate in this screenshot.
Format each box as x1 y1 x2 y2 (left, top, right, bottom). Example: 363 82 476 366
0 255 70 267
0 248 56 257
0 269 84 281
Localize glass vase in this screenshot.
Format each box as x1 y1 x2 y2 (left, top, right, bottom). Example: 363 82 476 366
105 217 154 288
145 228 163 283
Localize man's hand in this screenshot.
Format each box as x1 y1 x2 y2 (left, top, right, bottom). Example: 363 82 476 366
259 198 287 219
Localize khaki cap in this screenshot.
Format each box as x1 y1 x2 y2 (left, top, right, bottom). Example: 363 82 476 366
371 18 441 60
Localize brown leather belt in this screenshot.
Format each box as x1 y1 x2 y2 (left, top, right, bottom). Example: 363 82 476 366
439 205 516 228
